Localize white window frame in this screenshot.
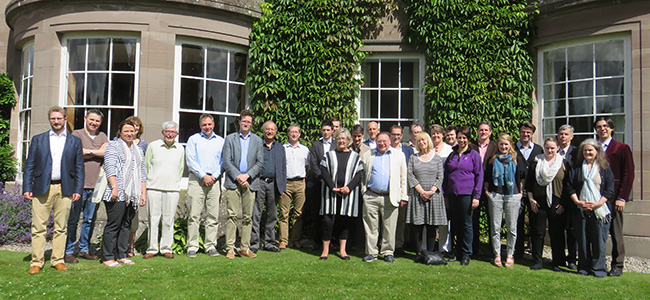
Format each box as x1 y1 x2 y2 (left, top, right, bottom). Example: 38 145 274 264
357 55 425 134
537 33 632 145
60 33 141 136
173 38 249 141
16 42 34 180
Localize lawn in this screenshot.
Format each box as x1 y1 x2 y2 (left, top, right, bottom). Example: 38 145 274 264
1 248 648 299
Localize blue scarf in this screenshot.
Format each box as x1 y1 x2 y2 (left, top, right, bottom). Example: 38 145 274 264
493 154 516 195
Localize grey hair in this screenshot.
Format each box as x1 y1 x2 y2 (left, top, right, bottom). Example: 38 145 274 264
333 128 351 146
577 138 609 169
558 124 574 134
162 121 178 130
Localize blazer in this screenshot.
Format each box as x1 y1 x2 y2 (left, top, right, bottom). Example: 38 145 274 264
605 139 635 201
361 148 408 207
362 139 375 148
222 131 264 191
23 130 84 197
515 142 544 193
308 139 326 186
470 140 498 171
266 140 287 195
561 145 578 167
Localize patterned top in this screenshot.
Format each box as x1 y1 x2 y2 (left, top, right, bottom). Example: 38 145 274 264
407 154 446 226
320 150 364 217
103 140 147 204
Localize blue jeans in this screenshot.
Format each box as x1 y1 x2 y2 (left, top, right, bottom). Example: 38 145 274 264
448 194 473 259
574 210 610 277
66 189 97 254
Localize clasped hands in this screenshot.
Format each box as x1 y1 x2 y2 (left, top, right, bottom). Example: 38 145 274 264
235 173 251 188
332 186 351 195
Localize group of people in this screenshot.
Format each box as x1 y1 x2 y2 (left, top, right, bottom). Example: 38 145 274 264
22 106 634 279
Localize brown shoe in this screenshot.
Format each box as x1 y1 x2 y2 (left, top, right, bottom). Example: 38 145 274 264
163 253 174 259
279 242 287 249
226 249 236 259
143 253 156 259
64 254 78 264
28 266 41 275
52 263 68 271
78 252 99 260
241 249 257 258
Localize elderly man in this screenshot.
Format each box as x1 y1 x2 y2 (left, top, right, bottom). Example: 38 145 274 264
408 124 423 152
363 121 379 149
557 124 578 165
223 110 264 259
24 106 84 274
556 124 578 270
250 121 286 253
278 124 310 249
185 114 224 258
143 121 184 259
594 117 635 277
469 121 497 256
65 109 108 263
361 132 408 263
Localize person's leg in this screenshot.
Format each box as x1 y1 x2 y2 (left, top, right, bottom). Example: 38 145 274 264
448 194 462 259
51 184 72 266
609 208 625 272
488 193 504 256
78 189 97 254
116 204 136 260
263 186 279 249
380 196 398 257
395 203 407 250
146 190 163 254
547 200 567 268
514 197 529 257
321 214 335 257
565 208 578 267
412 224 424 254
529 200 547 266
160 192 180 254
250 182 267 251
185 174 205 253
65 189 84 255
225 188 241 252
203 181 222 253
459 195 474 259
593 218 610 277
31 190 54 268
240 186 256 251
278 182 294 245
102 201 126 262
573 210 589 274
504 194 521 257
290 180 307 245
338 216 352 257
363 193 380 257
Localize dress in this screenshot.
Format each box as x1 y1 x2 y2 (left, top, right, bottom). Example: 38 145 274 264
406 154 446 226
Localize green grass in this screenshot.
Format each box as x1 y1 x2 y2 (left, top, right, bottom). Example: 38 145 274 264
1 249 649 299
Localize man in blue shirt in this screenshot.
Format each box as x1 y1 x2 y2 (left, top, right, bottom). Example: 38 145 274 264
185 114 224 258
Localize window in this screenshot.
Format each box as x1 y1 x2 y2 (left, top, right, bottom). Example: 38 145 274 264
17 43 34 171
358 57 424 140
63 36 140 137
539 35 630 144
174 41 247 142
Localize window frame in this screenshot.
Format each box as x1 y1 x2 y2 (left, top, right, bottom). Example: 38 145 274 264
16 42 34 175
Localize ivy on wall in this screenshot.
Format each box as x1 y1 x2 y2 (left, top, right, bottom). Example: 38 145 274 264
405 0 538 139
247 0 394 142
0 73 17 183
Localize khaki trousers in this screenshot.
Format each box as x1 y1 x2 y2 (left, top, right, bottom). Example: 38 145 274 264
225 185 255 251
278 179 306 244
186 174 221 252
363 191 398 257
31 184 71 267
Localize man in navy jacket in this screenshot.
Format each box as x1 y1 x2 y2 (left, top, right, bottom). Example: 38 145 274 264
23 106 84 274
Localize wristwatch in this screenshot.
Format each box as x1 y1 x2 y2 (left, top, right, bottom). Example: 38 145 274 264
89 149 94 155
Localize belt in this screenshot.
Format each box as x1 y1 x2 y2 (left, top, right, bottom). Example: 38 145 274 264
260 177 275 183
369 188 389 197
287 177 305 181
51 180 62 185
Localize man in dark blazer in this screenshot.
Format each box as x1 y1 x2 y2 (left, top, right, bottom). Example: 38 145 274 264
250 121 287 253
513 122 544 258
594 117 635 276
23 106 84 275
307 120 333 244
469 121 498 256
222 109 265 259
557 124 578 269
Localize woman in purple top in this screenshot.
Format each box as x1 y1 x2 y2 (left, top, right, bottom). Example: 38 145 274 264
443 126 483 265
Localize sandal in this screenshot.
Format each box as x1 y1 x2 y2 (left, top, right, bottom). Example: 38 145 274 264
127 246 135 257
505 255 514 268
103 260 122 267
494 255 502 267
117 258 135 265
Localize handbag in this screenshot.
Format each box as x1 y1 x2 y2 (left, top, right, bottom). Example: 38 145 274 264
92 168 107 204
415 250 448 266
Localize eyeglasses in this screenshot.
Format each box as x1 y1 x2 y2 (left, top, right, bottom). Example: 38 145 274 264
163 130 178 135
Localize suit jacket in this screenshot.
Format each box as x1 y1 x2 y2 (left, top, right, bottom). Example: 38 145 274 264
267 140 287 194
350 143 371 158
361 149 408 207
308 139 326 186
605 139 635 201
561 145 578 167
362 139 375 148
23 130 84 196
515 142 544 194
222 131 264 191
470 141 497 170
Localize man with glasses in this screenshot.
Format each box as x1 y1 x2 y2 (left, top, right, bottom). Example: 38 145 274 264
143 121 184 259
185 114 224 258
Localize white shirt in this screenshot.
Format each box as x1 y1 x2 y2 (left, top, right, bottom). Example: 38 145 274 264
284 142 310 179
322 138 332 155
49 129 67 181
600 137 612 152
558 145 571 159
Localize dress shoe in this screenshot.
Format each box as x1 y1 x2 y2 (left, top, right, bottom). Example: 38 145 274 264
226 249 236 259
264 246 281 253
341 256 351 261
187 250 197 258
319 256 328 260
78 252 99 260
143 253 156 259
207 248 220 257
577 269 589 276
279 242 287 249
567 262 578 270
362 255 377 262
28 266 41 275
52 263 68 271
163 253 174 259
608 269 622 277
384 255 395 263
241 249 257 258
64 254 79 264
552 265 562 272
460 256 470 266
530 262 543 271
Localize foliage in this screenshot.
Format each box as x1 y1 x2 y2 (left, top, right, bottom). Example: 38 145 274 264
405 0 538 140
0 183 30 244
171 218 204 255
247 0 394 143
0 73 17 182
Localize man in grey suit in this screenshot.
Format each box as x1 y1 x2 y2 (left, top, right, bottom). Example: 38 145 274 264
250 121 286 253
223 109 264 259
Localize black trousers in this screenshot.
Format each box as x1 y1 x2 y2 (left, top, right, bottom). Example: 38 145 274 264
412 224 436 253
101 201 136 261
529 195 566 266
321 214 354 241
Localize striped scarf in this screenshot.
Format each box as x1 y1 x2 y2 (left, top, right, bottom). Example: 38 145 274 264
119 138 143 206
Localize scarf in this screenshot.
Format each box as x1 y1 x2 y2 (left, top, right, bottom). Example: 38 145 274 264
119 138 143 206
535 154 563 207
580 161 611 221
493 154 516 195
